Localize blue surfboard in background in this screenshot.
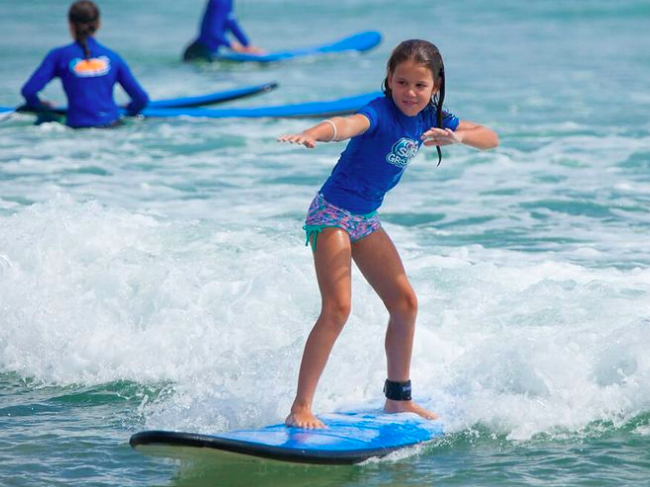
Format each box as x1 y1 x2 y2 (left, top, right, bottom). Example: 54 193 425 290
0 82 279 118
146 82 278 108
213 31 382 63
2 91 383 121
139 92 382 119
130 410 443 465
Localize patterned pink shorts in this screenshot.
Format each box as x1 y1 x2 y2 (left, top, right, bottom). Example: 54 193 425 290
303 193 381 250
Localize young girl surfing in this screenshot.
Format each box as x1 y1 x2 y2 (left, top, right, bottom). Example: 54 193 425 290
278 39 499 429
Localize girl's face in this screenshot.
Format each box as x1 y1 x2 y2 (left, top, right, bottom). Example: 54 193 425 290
387 59 437 117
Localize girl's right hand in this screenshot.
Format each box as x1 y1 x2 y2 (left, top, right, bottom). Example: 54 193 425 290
277 133 317 149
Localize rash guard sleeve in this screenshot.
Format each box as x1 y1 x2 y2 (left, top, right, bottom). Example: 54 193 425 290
200 0 232 49
226 14 250 46
21 49 59 107
115 57 149 115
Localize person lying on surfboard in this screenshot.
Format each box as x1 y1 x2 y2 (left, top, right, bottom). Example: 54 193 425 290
21 1 149 129
183 0 262 61
279 39 499 429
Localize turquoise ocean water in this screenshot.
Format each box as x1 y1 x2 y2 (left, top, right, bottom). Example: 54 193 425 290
2 0 650 485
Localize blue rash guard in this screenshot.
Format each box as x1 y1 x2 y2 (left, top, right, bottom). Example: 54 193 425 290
195 0 250 53
320 96 460 215
21 37 149 128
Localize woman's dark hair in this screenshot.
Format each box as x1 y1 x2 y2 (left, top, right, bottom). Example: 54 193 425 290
382 39 447 165
68 1 100 60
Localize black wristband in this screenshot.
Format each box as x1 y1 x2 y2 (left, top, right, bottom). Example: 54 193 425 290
383 379 412 401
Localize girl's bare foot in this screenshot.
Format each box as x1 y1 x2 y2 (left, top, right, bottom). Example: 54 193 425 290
384 399 439 420
285 405 326 429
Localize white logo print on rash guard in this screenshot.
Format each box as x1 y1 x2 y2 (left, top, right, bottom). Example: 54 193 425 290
386 137 420 168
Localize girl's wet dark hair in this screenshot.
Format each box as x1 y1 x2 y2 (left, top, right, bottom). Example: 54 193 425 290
382 39 447 165
68 1 100 60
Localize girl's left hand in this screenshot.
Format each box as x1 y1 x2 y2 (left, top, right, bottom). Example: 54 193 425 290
421 127 461 146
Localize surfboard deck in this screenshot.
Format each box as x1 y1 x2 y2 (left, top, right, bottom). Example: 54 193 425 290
130 410 443 465
212 31 381 63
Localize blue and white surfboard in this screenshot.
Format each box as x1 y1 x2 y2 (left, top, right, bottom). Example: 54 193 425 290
0 82 279 117
145 82 278 108
1 91 381 121
139 92 382 119
130 410 443 465
213 31 382 63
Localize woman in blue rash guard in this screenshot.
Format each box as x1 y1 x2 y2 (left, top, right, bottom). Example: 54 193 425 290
183 0 262 61
21 1 149 129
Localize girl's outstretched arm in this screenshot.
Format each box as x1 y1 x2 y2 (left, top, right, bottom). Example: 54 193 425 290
278 114 370 149
422 120 499 151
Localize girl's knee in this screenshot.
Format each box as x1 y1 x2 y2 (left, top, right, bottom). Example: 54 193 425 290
388 288 418 321
321 299 351 328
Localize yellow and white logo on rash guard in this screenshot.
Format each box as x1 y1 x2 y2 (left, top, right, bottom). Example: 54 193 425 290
69 56 111 77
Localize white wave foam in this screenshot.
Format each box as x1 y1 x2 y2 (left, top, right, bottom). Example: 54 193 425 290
1 197 649 439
